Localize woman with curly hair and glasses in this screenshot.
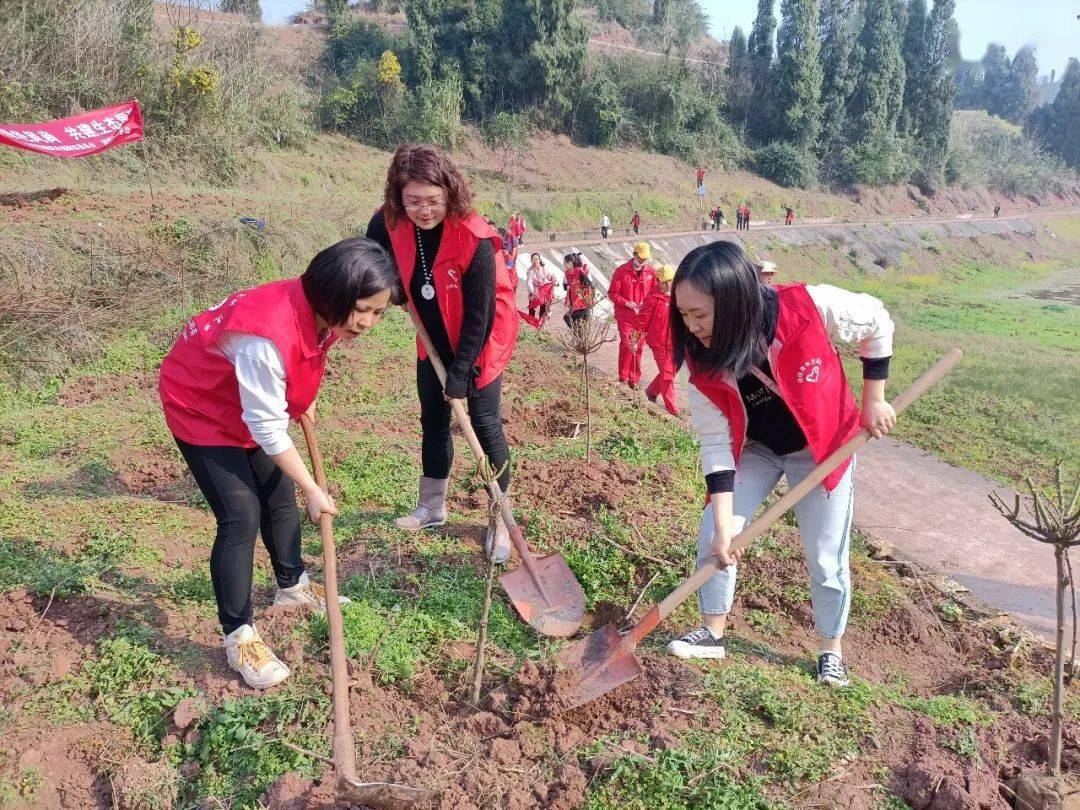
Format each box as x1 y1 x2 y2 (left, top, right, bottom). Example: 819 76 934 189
366 143 519 563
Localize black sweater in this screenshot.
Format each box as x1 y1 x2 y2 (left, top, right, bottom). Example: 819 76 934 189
366 210 496 398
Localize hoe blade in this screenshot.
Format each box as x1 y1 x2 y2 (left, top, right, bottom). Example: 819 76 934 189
556 623 646 709
336 776 435 808
500 552 586 638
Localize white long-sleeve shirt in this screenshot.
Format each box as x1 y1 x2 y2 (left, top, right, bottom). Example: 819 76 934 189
526 262 559 296
690 284 895 476
217 332 293 456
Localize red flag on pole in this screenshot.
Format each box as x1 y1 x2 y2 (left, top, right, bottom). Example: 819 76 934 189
0 99 143 158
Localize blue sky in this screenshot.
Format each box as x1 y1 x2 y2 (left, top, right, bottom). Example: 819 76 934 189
260 0 1077 77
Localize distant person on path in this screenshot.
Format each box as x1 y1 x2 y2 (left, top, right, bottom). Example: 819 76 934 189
994 204 1001 218
601 213 611 239
785 206 794 226
516 213 527 244
713 208 725 230
736 205 744 231
636 263 679 416
743 204 752 230
609 242 657 389
366 144 520 564
526 252 557 325
696 166 706 188
158 239 403 688
665 240 896 689
562 252 594 325
499 227 518 287
631 211 642 235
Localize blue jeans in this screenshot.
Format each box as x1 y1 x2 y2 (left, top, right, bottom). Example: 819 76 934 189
696 443 856 639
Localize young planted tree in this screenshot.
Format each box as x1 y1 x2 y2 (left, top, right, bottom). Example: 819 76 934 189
990 464 1080 776
556 300 616 461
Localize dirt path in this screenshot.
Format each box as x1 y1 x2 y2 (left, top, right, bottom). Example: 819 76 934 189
518 212 1071 640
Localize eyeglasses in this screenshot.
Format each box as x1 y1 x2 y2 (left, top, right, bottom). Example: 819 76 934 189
403 200 447 212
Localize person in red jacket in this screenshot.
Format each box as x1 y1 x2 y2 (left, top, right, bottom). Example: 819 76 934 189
785 206 794 225
609 242 657 388
631 211 642 235
635 263 678 415
562 252 594 325
366 144 519 564
664 240 897 688
158 239 403 688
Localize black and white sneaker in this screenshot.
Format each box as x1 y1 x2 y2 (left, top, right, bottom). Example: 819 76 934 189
666 627 726 659
817 652 851 687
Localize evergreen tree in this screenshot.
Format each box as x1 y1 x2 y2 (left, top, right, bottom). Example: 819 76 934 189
850 0 905 139
747 0 777 139
818 0 857 160
726 26 754 125
1026 57 1080 169
899 0 927 134
772 0 822 149
496 0 588 128
999 45 1039 123
981 43 1010 119
220 0 262 20
914 0 956 188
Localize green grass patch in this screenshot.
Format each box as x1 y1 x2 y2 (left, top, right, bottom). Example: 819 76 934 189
703 660 877 783
584 730 775 809
329 437 418 514
176 686 330 808
317 562 537 685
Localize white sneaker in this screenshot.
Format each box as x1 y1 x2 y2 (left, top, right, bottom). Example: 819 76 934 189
273 571 350 611
223 624 290 689
665 626 727 659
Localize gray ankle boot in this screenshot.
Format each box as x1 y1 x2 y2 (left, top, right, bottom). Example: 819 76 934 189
485 491 511 564
394 477 448 531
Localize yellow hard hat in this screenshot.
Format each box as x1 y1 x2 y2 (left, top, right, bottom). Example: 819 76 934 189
656 263 676 283
633 242 651 260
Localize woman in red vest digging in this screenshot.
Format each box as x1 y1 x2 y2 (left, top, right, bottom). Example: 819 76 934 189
665 241 895 687
526 252 557 326
562 252 594 325
635 263 679 416
158 238 403 689
366 144 519 563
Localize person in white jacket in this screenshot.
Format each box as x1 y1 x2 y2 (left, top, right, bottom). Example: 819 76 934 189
665 240 896 688
525 252 558 324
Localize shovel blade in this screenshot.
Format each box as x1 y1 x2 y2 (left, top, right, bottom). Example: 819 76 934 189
556 623 646 709
499 552 586 638
336 776 435 808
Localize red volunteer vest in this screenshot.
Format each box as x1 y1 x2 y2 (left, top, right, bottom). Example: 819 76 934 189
386 209 519 389
688 284 861 492
637 287 672 350
158 278 334 448
565 266 592 311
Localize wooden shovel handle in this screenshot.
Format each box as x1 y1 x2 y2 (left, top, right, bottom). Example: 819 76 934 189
404 305 535 564
298 415 359 782
649 348 963 626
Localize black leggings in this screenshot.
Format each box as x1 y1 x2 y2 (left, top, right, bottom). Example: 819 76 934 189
417 359 511 493
175 438 305 635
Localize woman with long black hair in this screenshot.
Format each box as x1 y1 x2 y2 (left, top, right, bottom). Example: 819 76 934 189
665 240 896 687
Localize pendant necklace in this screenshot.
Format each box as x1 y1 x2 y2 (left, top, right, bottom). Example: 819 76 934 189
416 228 436 301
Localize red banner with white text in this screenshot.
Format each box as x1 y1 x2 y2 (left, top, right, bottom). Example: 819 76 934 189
0 99 143 158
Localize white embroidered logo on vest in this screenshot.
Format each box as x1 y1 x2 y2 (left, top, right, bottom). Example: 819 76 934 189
797 357 823 383
447 267 460 291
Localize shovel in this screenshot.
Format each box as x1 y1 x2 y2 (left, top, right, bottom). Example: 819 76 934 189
405 304 586 638
299 415 434 808
558 348 963 709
